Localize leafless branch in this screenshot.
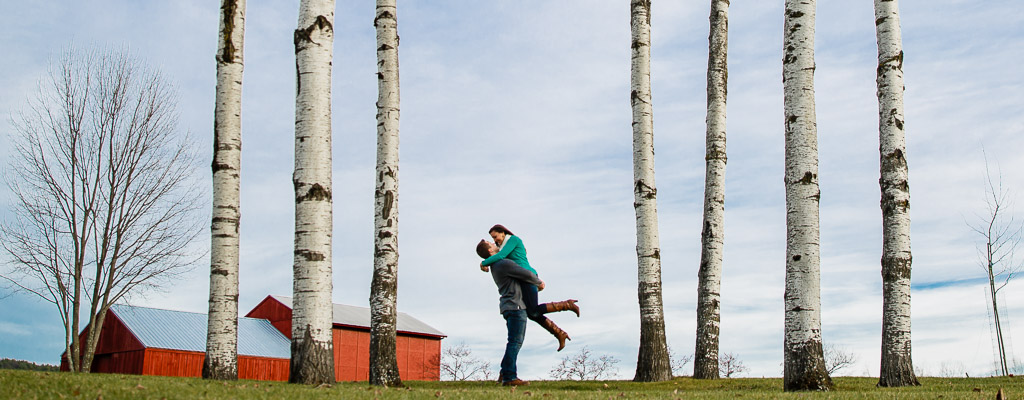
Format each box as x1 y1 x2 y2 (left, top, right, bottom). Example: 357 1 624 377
1 46 203 372
439 342 492 381
718 352 747 378
823 343 857 375
667 345 693 376
549 346 620 381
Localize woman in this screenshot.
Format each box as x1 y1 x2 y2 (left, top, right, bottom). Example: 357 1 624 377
478 224 579 351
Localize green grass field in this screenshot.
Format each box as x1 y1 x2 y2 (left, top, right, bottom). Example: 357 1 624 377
1 369 1021 399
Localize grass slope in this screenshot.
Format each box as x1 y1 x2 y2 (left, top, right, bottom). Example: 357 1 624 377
1 370 1021 399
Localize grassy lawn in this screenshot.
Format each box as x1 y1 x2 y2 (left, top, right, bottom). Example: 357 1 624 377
1 369 1022 399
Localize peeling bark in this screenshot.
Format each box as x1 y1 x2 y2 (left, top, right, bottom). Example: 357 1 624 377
694 0 729 381
290 0 335 385
630 0 671 383
874 0 919 387
368 0 403 388
782 0 832 391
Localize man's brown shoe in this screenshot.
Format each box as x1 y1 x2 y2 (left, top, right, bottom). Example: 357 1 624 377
502 379 530 386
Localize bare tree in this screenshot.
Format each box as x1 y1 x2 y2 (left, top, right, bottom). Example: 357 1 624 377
668 346 693 376
823 344 857 375
549 346 620 381
969 155 1023 377
938 361 967 378
439 342 492 381
368 0 402 387
290 0 336 385
718 352 747 378
204 0 246 381
1 47 203 373
781 0 833 391
629 0 672 383
694 0 730 381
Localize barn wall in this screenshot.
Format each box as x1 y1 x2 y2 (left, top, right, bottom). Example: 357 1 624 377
239 355 289 381
142 349 204 377
245 297 293 339
331 327 441 382
91 349 146 375
397 335 441 381
60 313 144 372
334 327 370 381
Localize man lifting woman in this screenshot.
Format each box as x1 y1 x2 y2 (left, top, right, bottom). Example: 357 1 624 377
475 224 580 386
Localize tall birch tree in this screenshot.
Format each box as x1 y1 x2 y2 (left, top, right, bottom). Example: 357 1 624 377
782 0 832 391
693 0 730 380
629 0 672 383
368 0 402 387
873 0 919 388
204 0 246 381
290 0 336 385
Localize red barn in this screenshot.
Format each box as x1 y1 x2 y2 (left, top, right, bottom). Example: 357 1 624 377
60 304 291 380
60 296 446 382
246 295 445 382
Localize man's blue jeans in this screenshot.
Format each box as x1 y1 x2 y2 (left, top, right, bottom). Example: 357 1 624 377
500 309 528 382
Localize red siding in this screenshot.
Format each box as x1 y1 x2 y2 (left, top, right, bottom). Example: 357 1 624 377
239 355 289 381
245 297 293 339
62 296 442 382
143 349 204 377
247 295 443 382
60 313 144 373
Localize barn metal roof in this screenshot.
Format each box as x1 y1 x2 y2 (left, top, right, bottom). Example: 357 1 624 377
111 304 290 359
269 295 446 338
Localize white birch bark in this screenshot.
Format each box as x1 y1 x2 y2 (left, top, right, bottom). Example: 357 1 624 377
694 0 729 380
204 0 245 381
629 0 672 383
369 0 402 387
874 0 919 387
291 0 335 385
782 0 832 391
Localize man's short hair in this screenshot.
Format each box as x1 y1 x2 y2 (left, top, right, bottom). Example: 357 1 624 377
476 239 491 259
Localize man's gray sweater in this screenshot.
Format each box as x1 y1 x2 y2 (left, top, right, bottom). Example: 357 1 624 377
490 259 543 313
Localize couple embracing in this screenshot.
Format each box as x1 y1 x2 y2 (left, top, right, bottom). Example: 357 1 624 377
474 224 580 386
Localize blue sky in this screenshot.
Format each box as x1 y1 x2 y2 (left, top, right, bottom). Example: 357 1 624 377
1 1 1023 379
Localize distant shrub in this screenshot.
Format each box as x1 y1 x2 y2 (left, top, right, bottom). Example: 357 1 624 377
0 358 59 372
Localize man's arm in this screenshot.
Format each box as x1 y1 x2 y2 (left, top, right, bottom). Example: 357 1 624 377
494 259 542 287
481 235 521 266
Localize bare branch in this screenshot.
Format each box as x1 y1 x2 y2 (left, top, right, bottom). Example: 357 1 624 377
969 149 1022 376
823 343 858 375
549 346 620 381
438 342 492 381
718 352 748 378
1 46 203 372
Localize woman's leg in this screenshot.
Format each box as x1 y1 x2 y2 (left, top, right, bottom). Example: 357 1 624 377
522 283 544 322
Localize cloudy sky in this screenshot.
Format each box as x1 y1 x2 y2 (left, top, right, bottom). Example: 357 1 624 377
1 1 1022 379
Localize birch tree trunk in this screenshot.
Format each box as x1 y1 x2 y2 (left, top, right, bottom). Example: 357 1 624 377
368 0 402 387
694 0 729 380
874 0 919 388
204 0 245 381
290 0 336 385
629 0 672 383
782 0 832 391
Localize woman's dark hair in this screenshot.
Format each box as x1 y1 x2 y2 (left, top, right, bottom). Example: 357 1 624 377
489 224 514 236
475 239 491 259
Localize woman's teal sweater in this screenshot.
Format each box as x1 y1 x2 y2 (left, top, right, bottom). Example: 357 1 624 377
481 235 537 274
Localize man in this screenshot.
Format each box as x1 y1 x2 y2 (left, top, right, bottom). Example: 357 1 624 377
476 239 544 386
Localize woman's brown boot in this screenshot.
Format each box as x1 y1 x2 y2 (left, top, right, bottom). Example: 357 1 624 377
538 317 571 351
543 299 580 317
